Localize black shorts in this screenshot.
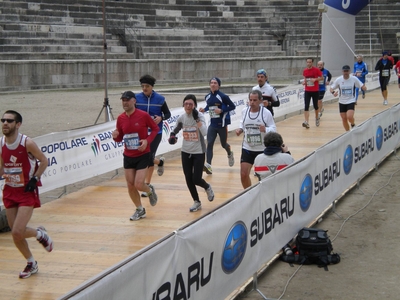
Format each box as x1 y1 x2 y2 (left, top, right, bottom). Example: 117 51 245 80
124 152 150 170
240 148 263 165
379 76 390 91
339 102 356 113
304 91 319 111
318 90 326 100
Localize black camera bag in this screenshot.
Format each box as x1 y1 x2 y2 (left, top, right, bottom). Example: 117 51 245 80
280 227 340 271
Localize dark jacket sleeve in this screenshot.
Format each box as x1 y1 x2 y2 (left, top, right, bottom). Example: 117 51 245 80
161 101 171 120
222 95 236 112
327 71 332 82
375 60 381 71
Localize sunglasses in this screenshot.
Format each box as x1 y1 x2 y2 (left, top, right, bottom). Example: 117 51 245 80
1 118 16 123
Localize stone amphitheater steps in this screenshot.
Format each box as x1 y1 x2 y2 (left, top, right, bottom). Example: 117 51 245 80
0 0 398 60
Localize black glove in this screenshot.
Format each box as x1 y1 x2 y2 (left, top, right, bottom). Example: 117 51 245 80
24 176 38 192
192 108 199 122
168 133 177 145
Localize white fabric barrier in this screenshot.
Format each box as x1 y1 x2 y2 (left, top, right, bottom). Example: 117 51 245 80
65 103 400 300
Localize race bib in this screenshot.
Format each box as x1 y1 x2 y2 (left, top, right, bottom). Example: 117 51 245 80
306 78 314 87
245 126 262 146
4 167 24 187
123 133 140 150
182 126 199 142
342 88 352 95
382 69 389 77
209 106 220 119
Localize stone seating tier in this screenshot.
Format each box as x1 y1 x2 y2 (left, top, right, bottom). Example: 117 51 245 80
143 50 285 59
140 44 282 54
0 44 127 53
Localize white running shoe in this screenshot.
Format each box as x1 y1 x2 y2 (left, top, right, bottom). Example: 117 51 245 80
36 226 53 252
157 157 165 176
228 151 234 167
203 163 213 174
130 208 146 221
189 201 202 212
148 184 158 206
206 184 214 202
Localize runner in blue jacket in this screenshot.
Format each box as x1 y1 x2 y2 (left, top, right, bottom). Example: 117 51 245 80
199 77 236 174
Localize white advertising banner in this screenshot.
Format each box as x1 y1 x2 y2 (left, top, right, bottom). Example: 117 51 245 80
65 104 400 300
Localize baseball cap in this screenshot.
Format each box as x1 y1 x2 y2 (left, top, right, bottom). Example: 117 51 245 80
256 69 267 76
342 65 351 71
121 91 136 99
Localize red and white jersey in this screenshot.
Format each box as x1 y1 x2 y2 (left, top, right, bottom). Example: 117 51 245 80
254 152 295 180
1 133 38 188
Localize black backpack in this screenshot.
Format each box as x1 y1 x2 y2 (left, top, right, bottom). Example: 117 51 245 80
280 227 340 271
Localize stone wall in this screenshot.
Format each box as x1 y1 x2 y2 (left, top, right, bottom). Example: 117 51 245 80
0 55 383 92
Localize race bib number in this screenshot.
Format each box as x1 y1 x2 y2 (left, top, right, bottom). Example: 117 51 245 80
209 106 220 118
342 88 352 95
4 167 24 187
306 78 314 87
382 69 389 77
123 133 140 150
182 126 199 142
245 126 262 146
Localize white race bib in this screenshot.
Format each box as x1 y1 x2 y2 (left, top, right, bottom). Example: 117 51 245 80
123 133 140 150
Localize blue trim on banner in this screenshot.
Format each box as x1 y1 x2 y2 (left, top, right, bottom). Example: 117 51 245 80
324 0 371 15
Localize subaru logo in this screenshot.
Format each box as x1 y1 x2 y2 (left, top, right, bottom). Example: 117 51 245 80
221 221 247 274
299 174 313 212
376 126 383 150
343 145 353 175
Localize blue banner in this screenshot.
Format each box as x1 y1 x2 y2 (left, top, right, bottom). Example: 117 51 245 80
324 0 371 15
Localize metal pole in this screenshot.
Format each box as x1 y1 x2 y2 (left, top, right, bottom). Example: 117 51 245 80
317 12 322 61
368 2 372 57
102 0 111 122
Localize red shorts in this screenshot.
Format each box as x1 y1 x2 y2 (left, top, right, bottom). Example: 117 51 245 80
2 186 41 209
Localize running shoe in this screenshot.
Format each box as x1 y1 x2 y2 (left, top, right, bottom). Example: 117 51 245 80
316 118 320 127
37 226 53 252
383 100 388 105
203 163 213 174
189 201 202 212
206 184 214 202
148 184 158 206
228 151 234 167
130 208 146 221
302 121 310 129
157 157 165 176
319 107 324 118
19 261 38 279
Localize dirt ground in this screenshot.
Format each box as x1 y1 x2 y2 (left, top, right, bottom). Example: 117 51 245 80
2 85 400 300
